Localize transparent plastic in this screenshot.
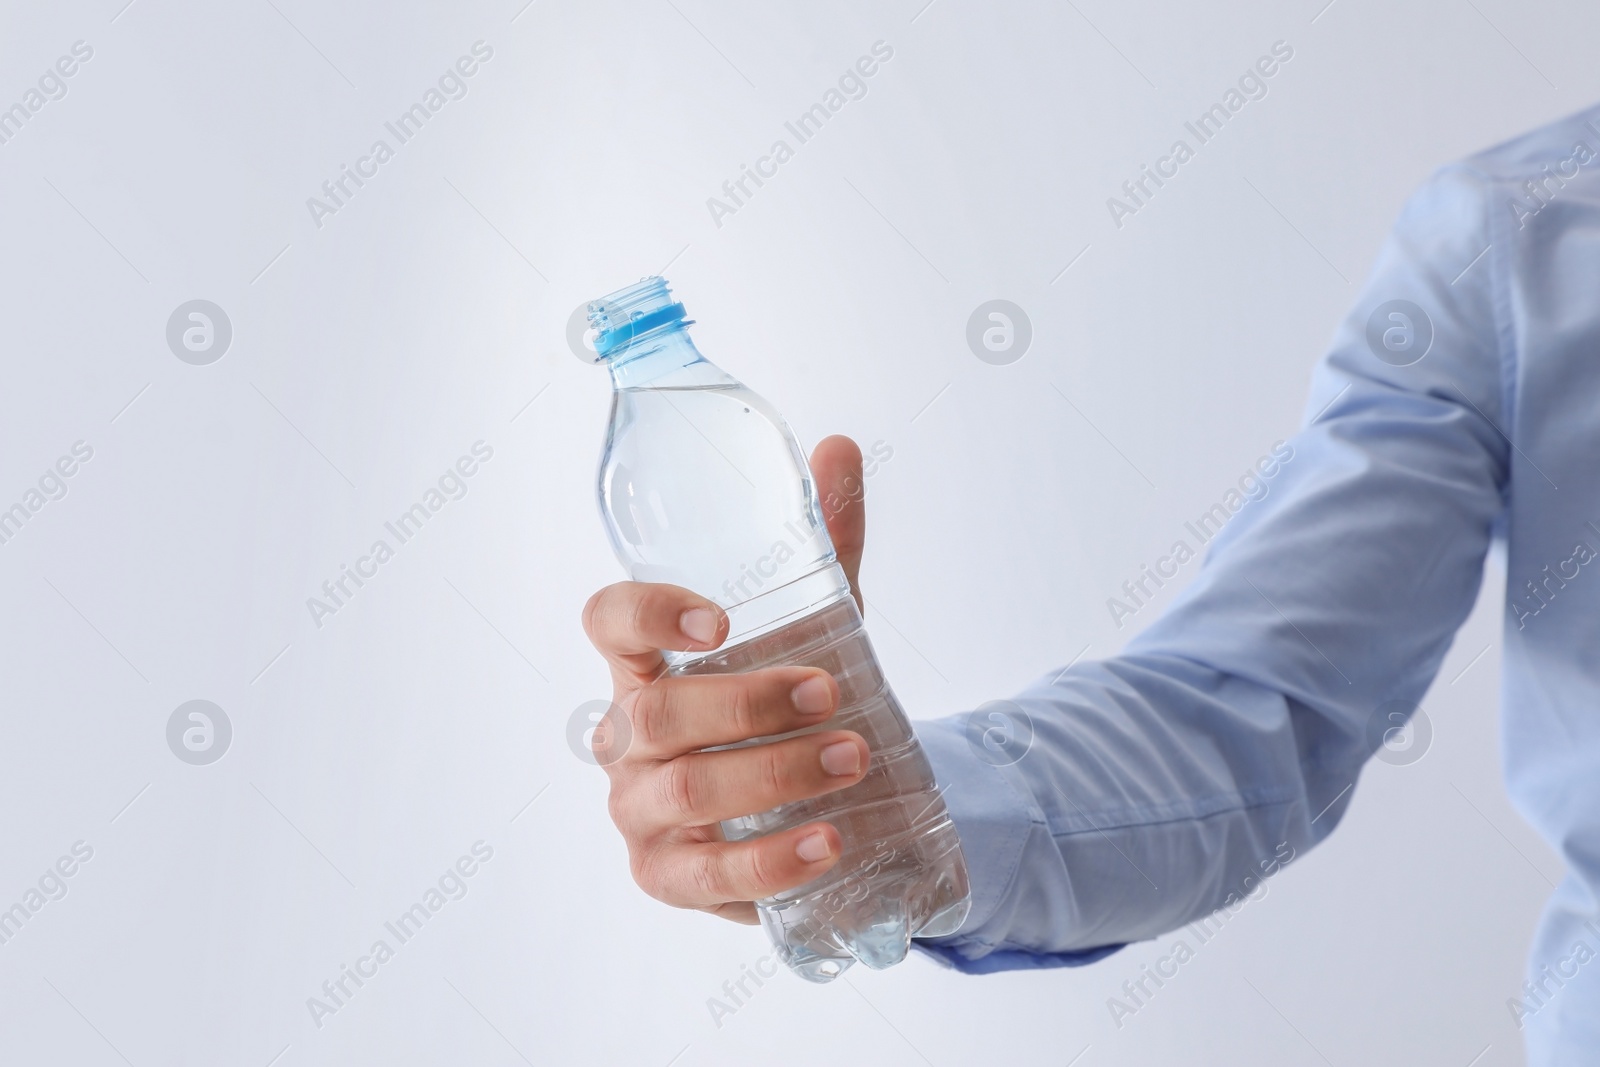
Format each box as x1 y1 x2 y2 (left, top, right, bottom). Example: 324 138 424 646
591 277 969 981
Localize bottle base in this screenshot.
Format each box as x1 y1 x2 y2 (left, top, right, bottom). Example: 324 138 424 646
758 845 971 983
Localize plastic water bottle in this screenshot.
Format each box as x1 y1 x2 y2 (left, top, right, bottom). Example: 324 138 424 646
589 277 970 982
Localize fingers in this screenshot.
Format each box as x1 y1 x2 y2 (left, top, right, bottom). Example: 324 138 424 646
583 582 728 679
586 435 871 924
810 435 865 609
624 666 838 759
634 822 845 909
615 730 869 832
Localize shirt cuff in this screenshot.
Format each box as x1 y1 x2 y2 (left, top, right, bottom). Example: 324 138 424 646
910 716 1126 974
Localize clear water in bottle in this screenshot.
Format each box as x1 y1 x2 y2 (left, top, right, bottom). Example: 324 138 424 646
590 277 970 982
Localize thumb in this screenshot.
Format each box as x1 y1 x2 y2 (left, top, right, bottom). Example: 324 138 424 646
810 435 866 611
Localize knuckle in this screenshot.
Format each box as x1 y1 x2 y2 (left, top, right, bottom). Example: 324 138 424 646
606 776 653 840
687 849 726 903
727 679 761 740
624 588 658 643
592 703 633 767
625 684 669 750
656 757 700 823
741 843 782 896
580 588 605 639
758 744 793 802
630 845 667 900
583 584 625 644
605 782 631 831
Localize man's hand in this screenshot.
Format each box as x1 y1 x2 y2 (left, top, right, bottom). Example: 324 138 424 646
581 435 869 924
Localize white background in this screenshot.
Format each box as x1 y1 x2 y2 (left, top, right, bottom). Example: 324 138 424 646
0 0 1588 1064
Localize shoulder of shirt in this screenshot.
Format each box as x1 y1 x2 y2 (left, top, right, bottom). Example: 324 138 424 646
1450 102 1600 183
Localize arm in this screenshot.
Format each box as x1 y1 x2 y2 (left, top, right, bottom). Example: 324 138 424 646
915 165 1511 971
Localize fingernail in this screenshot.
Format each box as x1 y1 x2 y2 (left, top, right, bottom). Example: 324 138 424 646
820 740 861 777
680 608 717 645
791 675 833 716
795 830 833 863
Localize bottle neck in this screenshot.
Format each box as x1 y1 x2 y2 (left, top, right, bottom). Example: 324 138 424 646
605 327 729 390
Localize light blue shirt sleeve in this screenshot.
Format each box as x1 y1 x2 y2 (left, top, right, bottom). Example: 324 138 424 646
912 164 1510 972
